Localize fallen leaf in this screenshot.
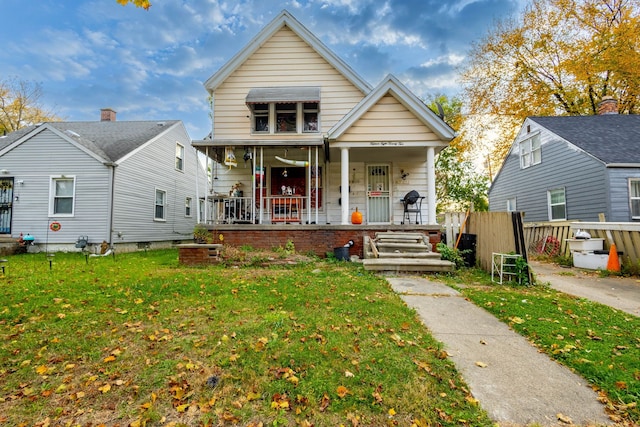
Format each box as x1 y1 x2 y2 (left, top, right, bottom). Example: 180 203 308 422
557 413 572 424
388 408 396 416
103 355 116 363
475 361 488 368
337 385 349 398
98 383 111 393
319 393 330 411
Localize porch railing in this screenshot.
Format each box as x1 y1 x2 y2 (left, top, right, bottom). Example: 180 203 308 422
208 196 308 224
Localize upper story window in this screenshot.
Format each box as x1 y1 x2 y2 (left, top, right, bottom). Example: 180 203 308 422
247 87 320 135
520 134 541 169
50 176 75 216
175 143 185 171
629 179 640 219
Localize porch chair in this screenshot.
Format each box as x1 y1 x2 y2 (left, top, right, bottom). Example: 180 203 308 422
401 190 425 224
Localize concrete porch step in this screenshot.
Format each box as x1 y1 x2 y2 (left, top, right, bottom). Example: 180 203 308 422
363 258 454 272
376 251 442 259
375 242 431 252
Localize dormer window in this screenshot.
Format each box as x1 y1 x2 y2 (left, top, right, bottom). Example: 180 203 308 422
247 87 320 135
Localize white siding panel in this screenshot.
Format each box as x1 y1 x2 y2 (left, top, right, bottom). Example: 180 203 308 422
339 95 439 142
112 123 199 243
214 27 364 139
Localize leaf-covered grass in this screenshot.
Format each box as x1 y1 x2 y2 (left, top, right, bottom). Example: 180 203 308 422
0 250 492 426
437 268 640 425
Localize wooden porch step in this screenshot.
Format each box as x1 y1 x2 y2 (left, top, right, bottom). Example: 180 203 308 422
362 258 454 272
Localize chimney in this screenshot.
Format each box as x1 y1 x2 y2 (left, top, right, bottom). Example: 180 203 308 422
100 108 117 121
597 96 618 115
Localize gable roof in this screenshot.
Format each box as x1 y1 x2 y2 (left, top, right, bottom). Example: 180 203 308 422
327 74 456 141
0 120 182 163
204 10 371 94
530 115 640 165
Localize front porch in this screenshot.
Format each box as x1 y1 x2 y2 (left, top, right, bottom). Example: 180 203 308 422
179 223 443 264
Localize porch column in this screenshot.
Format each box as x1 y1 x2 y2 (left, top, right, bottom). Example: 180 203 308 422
341 148 350 224
427 146 436 224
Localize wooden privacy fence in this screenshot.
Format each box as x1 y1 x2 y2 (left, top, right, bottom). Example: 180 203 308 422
442 211 527 271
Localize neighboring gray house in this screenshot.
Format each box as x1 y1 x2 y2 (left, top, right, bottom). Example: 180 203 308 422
0 109 206 252
489 105 640 223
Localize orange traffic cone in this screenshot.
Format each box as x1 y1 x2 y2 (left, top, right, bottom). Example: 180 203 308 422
607 243 621 272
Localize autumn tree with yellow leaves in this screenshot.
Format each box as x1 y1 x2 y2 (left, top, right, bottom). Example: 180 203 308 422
460 0 640 164
116 0 151 9
0 78 60 134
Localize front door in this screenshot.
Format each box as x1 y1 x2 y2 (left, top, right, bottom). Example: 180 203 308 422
0 178 14 234
366 164 390 223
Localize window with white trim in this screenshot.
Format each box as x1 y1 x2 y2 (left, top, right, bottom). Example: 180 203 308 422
50 176 75 216
629 179 640 219
250 101 320 134
506 197 516 212
548 188 566 220
155 189 166 220
175 143 185 171
520 134 541 169
185 197 192 217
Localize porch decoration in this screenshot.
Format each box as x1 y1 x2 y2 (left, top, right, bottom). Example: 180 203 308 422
275 156 309 167
224 146 237 168
351 207 363 224
49 221 61 232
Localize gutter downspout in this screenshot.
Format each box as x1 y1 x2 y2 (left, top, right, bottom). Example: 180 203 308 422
107 163 117 247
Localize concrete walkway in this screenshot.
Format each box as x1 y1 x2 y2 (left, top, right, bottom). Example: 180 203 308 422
387 275 613 426
530 260 640 317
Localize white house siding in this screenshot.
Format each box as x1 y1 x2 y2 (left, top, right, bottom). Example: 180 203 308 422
0 128 111 245
489 121 608 222
213 26 365 139
111 123 199 244
338 94 440 143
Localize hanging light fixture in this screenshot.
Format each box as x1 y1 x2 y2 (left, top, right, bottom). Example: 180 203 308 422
282 149 288 177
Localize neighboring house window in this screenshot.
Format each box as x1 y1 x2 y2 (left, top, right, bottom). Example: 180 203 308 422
155 189 166 220
175 143 185 171
50 176 75 216
630 179 640 219
250 101 320 134
520 134 541 169
506 198 516 212
548 188 566 220
185 197 192 217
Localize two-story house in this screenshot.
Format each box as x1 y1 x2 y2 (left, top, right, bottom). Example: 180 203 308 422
192 10 455 229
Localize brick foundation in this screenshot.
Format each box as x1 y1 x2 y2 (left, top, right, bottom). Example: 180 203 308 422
178 225 441 265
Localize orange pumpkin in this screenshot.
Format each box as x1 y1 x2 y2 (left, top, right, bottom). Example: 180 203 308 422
351 207 363 224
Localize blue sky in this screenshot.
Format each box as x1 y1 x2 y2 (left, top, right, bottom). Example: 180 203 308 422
1 0 524 139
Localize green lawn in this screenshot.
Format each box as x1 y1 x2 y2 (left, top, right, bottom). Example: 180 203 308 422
0 249 491 426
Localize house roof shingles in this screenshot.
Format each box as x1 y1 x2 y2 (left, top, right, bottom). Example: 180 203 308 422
0 120 180 163
530 115 640 165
